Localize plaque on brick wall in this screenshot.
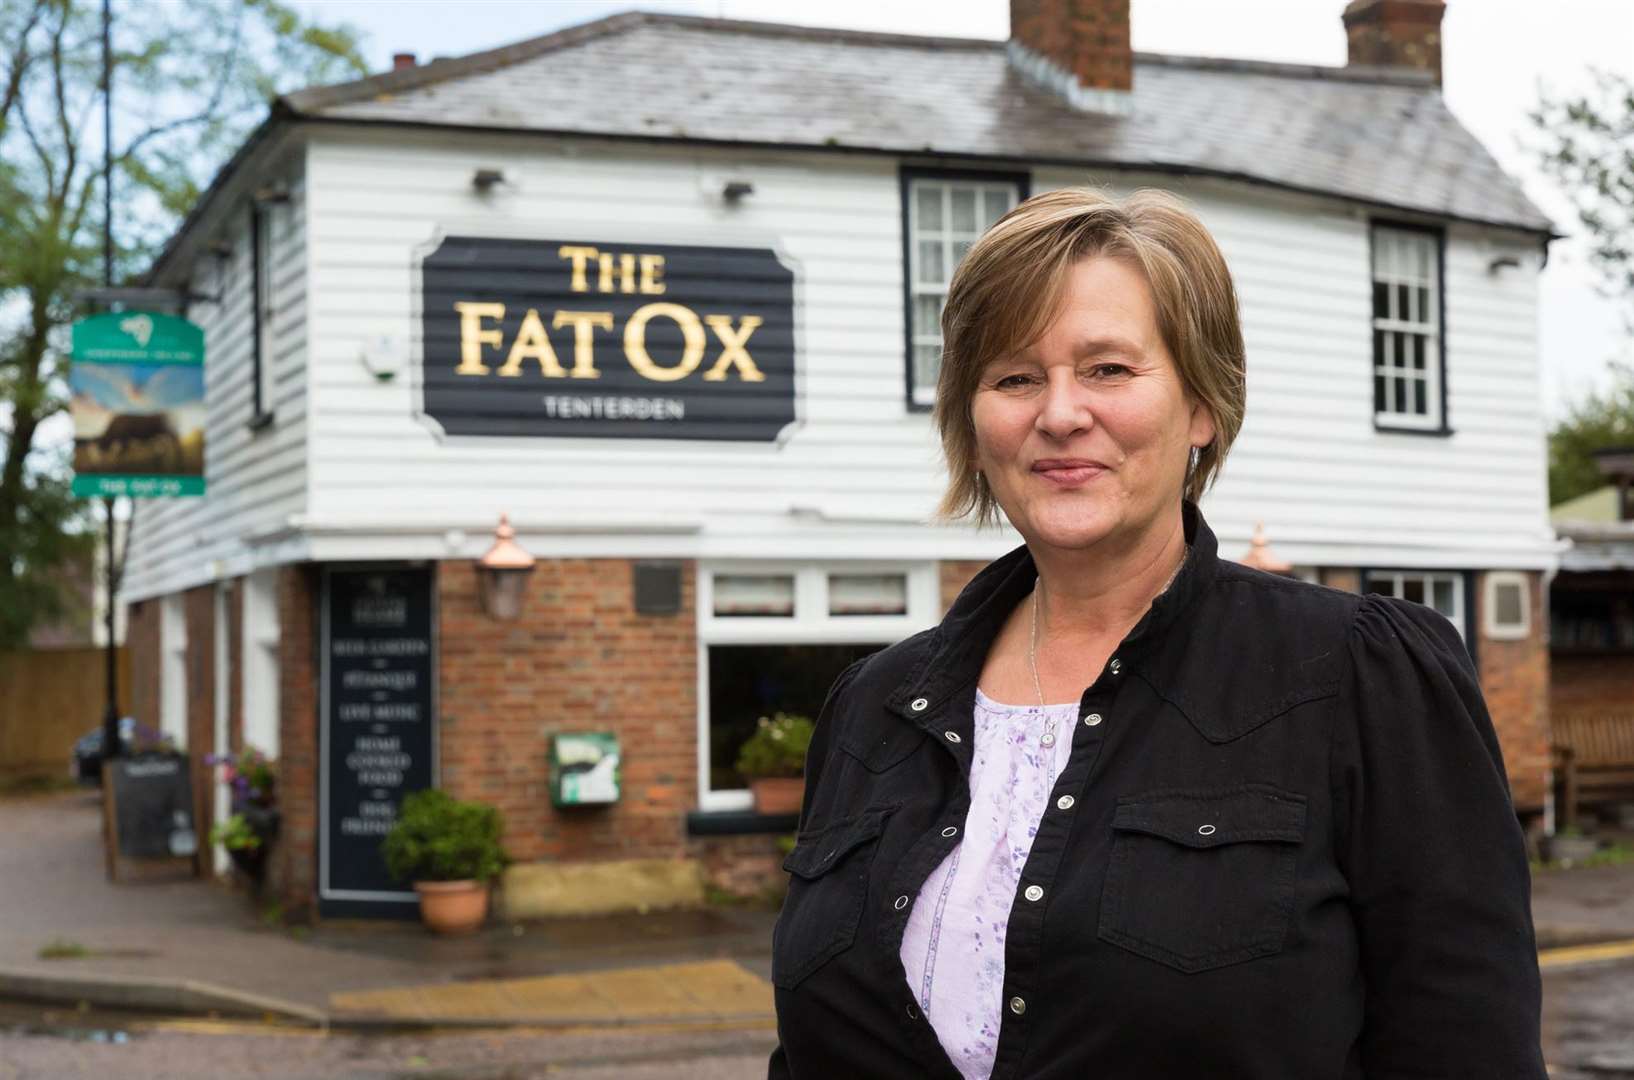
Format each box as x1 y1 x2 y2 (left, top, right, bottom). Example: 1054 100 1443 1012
418 236 798 441
319 565 437 916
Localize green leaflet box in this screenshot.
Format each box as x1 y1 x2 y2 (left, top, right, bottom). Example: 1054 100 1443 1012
550 732 621 807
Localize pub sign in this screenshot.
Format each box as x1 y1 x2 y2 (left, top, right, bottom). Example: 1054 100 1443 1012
420 236 797 441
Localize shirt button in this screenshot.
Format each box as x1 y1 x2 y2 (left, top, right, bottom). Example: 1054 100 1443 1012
941 825 958 837
910 697 929 712
944 730 961 743
1083 712 1103 727
1056 794 1075 810
1108 658 1122 675
1009 995 1027 1016
906 1001 919 1020
1024 884 1044 902
894 894 910 911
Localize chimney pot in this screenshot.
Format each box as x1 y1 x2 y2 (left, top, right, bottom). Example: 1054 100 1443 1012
392 51 416 71
1342 0 1446 87
1009 0 1133 114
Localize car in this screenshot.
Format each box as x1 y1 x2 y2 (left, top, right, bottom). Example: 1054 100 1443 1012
70 717 137 786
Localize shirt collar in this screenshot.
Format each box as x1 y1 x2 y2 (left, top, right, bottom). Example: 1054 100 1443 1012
885 500 1219 720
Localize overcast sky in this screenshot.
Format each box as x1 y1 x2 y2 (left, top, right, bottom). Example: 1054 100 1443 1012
293 0 1633 419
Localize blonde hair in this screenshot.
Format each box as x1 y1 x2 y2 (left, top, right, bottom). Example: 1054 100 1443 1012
932 186 1246 526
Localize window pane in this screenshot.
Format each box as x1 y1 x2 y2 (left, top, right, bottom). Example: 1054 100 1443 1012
1432 578 1455 616
713 575 795 617
952 238 973 267
1374 373 1386 413
1494 582 1524 626
918 240 945 284
914 344 942 390
914 294 942 336
982 187 1013 226
950 187 978 232
829 574 908 616
1402 577 1425 604
1411 335 1426 370
1395 284 1410 322
1394 375 1407 414
915 184 943 232
1373 281 1388 320
1413 376 1426 415
1417 237 1431 280
1416 286 1430 322
1364 574 1393 597
707 643 880 791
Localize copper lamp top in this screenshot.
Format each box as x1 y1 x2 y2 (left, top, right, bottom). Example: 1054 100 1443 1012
1239 521 1292 574
478 513 536 570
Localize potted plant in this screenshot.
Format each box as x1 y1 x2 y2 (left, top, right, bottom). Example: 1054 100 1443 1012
382 789 508 935
736 712 814 815
205 745 279 882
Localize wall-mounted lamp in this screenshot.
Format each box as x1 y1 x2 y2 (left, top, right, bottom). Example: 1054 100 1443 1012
722 179 754 204
472 168 507 192
476 513 535 619
1487 255 1522 275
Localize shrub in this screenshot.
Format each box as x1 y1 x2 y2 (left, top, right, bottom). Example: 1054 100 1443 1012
382 789 508 884
734 712 815 780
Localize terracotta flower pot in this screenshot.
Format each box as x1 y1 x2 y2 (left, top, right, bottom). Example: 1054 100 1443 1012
414 880 490 934
749 775 805 815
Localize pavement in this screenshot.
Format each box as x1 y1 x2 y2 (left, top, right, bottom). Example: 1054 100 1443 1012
4 788 1634 1031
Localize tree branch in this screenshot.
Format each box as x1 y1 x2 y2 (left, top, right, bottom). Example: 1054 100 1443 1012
0 0 48 140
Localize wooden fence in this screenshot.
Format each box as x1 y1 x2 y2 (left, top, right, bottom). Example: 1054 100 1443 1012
0 647 131 776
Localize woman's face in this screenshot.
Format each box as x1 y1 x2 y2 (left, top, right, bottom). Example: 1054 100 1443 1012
970 255 1216 556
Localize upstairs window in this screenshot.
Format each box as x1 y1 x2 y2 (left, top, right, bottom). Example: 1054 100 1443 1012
903 171 1025 409
1370 223 1444 432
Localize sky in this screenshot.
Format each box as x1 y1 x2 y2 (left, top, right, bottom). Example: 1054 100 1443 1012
285 0 1632 419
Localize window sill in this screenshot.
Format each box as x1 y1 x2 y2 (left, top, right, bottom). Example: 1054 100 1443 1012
1373 420 1452 438
247 410 276 433
685 809 799 836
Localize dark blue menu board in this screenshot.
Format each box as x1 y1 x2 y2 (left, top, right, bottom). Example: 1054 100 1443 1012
319 566 436 916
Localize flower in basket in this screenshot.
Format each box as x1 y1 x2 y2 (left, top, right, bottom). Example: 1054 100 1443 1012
735 712 815 780
205 745 276 807
209 813 263 852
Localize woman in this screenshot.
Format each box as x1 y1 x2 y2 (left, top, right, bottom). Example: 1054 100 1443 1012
768 187 1544 1079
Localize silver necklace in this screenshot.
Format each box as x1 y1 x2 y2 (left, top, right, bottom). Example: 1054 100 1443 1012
1028 550 1187 749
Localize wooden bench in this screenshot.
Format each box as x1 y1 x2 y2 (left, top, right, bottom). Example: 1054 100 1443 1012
1551 713 1634 828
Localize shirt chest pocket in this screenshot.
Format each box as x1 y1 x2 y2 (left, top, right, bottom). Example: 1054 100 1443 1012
772 803 896 991
1097 784 1307 974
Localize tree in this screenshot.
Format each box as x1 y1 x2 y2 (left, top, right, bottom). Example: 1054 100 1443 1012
1532 69 1634 507
0 0 368 648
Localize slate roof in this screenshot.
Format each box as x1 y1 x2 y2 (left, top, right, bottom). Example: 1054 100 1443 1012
276 11 1552 237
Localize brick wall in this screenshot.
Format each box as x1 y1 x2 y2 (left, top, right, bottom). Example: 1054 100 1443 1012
183 585 216 851
126 599 160 730
1474 571 1550 813
439 558 698 867
939 560 992 615
1320 568 1361 593
270 565 319 918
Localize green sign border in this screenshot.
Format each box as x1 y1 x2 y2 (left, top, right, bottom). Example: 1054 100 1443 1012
72 474 206 498
72 311 204 365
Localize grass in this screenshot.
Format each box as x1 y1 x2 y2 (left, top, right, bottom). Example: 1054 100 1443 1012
37 938 91 960
1531 840 1634 873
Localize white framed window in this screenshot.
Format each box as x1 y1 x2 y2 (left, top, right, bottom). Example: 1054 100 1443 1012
1370 224 1443 431
696 562 938 812
1483 571 1531 641
242 568 281 757
1365 570 1466 641
905 174 1023 408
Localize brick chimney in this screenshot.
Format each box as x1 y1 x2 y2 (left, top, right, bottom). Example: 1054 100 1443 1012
1008 0 1133 115
392 51 417 71
1342 0 1445 86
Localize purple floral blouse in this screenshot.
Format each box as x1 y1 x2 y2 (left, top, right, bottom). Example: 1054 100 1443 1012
898 685 1081 1080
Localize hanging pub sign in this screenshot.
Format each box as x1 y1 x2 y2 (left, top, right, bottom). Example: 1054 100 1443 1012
69 311 206 497
319 565 437 916
419 237 796 441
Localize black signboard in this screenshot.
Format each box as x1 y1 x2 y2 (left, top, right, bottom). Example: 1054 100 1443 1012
106 753 195 859
319 566 436 916
419 236 797 441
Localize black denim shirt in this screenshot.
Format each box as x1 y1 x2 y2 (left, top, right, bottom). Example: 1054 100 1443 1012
768 503 1545 1079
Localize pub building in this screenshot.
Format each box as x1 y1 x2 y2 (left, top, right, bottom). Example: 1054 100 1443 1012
123 1 1559 919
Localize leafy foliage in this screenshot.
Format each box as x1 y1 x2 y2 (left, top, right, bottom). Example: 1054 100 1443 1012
0 0 368 647
382 789 509 885
735 712 815 780
1530 68 1634 336
1548 363 1634 505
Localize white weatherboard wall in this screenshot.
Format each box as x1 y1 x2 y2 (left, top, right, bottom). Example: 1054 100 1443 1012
122 154 313 603
126 127 1555 602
